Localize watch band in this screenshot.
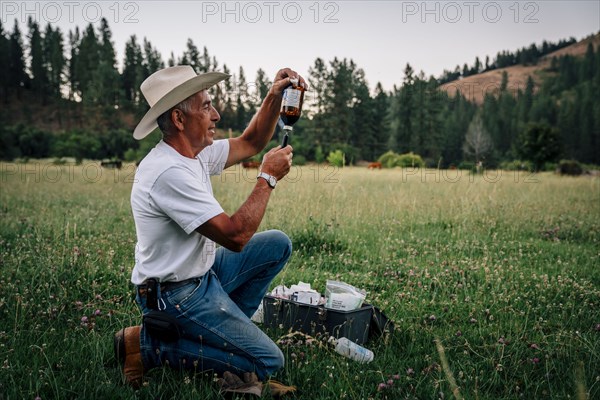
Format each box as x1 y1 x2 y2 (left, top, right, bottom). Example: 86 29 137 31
257 172 277 189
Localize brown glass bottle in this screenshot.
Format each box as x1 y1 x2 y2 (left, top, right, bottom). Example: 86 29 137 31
279 78 305 146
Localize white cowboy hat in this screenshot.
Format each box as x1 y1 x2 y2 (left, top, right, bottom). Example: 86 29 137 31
133 65 230 139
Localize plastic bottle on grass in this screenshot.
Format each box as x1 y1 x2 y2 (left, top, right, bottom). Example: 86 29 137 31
329 337 374 363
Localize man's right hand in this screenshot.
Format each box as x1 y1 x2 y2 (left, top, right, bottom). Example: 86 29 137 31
198 144 294 252
260 145 293 181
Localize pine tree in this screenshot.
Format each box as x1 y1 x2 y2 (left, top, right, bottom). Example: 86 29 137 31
516 122 561 170
0 21 10 102
462 63 469 77
200 46 210 73
122 35 145 108
557 94 577 159
95 18 121 107
473 57 481 75
235 66 249 130
67 27 80 100
181 39 202 72
441 92 476 167
308 58 328 115
578 84 594 163
518 75 534 123
389 63 415 153
500 70 509 91
350 67 374 162
8 20 28 94
27 18 47 97
581 42 595 81
254 68 271 104
43 24 65 99
76 23 100 102
410 72 428 156
371 83 390 160
325 58 355 150
219 64 235 129
306 57 330 153
143 37 164 74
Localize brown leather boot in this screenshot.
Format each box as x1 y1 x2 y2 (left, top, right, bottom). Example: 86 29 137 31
114 326 144 388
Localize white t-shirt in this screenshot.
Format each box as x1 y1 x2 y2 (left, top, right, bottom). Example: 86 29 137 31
130 139 230 285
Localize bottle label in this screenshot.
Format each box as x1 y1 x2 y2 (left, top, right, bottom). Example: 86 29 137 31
282 88 301 108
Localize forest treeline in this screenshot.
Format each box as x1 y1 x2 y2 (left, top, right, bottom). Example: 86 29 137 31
0 18 598 168
437 37 577 84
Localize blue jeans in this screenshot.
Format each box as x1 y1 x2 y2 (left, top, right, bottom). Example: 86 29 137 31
135 230 292 380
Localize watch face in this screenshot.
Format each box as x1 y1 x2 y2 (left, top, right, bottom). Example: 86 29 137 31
258 173 276 188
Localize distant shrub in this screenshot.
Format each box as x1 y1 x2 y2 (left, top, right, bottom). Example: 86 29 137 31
542 162 558 172
378 151 397 168
423 158 440 168
335 144 359 165
314 145 325 164
327 150 345 167
17 125 52 158
396 152 425 168
378 151 425 168
499 160 534 171
457 161 476 171
378 151 398 169
293 155 307 166
0 126 21 160
558 160 583 176
124 148 140 162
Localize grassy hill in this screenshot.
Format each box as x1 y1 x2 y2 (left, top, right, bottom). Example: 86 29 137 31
440 33 600 104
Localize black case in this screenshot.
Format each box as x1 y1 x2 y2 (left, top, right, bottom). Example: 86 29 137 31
262 295 373 345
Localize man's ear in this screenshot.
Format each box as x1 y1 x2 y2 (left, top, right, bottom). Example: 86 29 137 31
172 109 185 131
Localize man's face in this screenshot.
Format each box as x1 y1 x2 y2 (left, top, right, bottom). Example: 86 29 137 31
182 90 220 149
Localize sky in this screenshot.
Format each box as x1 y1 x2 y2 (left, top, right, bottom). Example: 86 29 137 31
3 1 600 91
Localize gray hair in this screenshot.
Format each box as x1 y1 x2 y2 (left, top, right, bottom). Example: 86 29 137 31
156 95 196 137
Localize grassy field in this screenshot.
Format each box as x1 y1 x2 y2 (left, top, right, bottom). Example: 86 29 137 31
1 161 599 399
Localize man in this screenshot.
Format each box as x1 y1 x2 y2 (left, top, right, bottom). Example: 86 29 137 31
115 65 304 393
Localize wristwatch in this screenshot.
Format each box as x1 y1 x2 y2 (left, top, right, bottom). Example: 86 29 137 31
257 172 277 189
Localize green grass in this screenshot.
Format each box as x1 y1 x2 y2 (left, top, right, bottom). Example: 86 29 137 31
1 161 599 399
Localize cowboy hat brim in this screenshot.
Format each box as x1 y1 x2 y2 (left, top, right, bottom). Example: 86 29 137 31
133 72 230 140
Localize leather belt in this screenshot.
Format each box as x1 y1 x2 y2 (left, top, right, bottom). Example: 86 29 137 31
137 277 200 296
